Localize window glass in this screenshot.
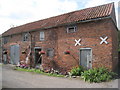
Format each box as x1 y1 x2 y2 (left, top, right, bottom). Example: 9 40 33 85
3 37 8 44
40 32 44 41
47 48 54 57
23 33 28 41
67 26 77 33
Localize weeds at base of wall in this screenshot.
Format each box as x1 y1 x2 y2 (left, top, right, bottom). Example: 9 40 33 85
14 67 64 77
14 66 117 83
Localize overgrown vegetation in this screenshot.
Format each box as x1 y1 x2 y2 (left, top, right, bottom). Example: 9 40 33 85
70 66 84 76
15 66 117 83
81 67 117 83
70 66 117 83
14 67 64 77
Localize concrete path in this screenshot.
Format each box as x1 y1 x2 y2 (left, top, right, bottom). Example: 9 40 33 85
1 64 119 88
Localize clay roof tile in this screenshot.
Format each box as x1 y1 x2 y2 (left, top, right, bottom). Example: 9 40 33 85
2 2 115 36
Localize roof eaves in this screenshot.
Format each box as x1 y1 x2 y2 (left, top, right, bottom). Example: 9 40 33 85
2 15 112 37
2 3 114 37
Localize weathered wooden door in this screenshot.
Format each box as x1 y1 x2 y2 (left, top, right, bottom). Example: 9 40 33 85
80 48 92 69
10 45 20 65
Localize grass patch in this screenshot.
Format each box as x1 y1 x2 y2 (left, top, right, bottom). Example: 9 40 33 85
0 63 3 66
14 67 64 77
14 66 117 83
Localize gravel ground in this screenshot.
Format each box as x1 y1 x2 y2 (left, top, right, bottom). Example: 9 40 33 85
2 64 119 88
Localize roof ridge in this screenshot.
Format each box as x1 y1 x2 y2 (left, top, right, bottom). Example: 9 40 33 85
11 2 114 29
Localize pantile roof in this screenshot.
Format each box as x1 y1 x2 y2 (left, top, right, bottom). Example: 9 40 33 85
2 2 115 36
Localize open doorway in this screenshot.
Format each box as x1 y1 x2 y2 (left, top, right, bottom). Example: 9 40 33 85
34 47 42 66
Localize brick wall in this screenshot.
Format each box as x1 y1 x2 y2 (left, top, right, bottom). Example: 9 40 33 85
2 18 118 74
55 18 114 73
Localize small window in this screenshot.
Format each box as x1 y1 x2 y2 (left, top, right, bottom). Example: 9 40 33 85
10 35 13 38
23 33 28 41
67 26 77 33
40 32 44 41
3 37 8 44
47 48 54 57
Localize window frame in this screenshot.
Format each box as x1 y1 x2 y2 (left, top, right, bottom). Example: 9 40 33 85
67 25 77 33
47 48 54 58
3 37 8 44
40 31 45 41
22 33 29 41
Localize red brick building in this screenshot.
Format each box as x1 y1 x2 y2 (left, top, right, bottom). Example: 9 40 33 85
2 3 118 73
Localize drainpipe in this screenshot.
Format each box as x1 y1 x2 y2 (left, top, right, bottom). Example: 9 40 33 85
0 35 2 63
28 32 33 69
1 35 3 64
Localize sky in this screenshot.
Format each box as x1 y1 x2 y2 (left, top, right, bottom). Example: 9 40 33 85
0 0 120 34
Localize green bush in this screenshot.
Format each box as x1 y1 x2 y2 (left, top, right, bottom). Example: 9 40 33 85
70 66 84 76
81 67 117 83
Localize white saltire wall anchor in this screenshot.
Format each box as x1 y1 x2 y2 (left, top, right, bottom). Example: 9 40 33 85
100 36 108 44
75 39 81 46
